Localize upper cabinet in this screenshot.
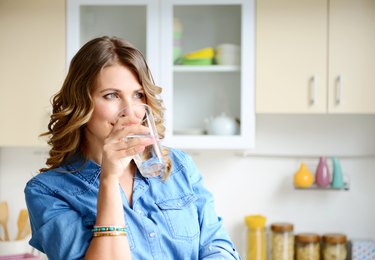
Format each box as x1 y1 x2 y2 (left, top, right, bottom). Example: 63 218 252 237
256 0 375 114
0 0 65 146
328 0 375 113
67 0 255 149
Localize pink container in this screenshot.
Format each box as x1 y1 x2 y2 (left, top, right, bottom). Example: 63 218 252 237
315 157 331 187
0 254 40 260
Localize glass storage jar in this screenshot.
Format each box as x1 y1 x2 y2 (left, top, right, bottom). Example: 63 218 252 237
295 233 320 260
244 215 267 260
270 223 294 260
322 233 347 260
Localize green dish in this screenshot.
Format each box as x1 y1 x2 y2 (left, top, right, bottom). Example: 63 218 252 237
181 57 213 65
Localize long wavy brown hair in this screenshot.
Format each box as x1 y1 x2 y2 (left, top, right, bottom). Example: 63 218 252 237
40 36 172 178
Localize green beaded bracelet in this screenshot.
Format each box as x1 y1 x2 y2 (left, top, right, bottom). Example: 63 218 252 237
91 226 127 233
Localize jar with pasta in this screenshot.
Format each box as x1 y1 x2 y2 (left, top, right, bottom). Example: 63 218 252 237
295 233 320 260
322 233 347 260
244 215 267 260
270 223 294 260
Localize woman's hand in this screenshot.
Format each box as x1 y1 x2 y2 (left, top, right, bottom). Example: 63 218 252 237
100 115 152 180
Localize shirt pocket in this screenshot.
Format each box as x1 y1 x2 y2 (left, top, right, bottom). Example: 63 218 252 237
156 194 200 240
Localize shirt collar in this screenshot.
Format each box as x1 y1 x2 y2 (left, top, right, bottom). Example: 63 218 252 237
63 153 101 185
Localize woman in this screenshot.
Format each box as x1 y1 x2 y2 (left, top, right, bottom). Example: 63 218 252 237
25 36 240 259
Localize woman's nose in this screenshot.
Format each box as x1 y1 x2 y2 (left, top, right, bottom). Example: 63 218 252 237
119 98 134 114
118 107 135 118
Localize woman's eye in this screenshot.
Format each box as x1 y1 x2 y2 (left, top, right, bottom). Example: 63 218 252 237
103 93 119 100
134 91 145 99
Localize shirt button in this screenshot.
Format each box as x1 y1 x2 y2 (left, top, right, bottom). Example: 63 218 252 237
149 232 156 238
136 209 143 215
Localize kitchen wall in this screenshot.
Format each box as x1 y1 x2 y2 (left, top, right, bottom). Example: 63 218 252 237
1 114 374 258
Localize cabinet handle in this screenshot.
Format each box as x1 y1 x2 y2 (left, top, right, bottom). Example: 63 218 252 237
309 75 316 105
336 75 343 105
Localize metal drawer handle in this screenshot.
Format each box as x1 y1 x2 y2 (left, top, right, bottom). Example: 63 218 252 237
336 75 343 105
310 75 316 105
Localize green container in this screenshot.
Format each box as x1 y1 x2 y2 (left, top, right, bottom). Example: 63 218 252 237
181 57 213 65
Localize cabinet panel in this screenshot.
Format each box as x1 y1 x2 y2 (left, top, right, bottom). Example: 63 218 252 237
328 0 375 113
172 5 241 133
80 6 147 55
0 0 65 146
67 0 160 82
256 0 327 113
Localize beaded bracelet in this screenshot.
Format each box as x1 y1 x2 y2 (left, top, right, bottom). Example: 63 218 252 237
91 226 127 233
92 231 127 237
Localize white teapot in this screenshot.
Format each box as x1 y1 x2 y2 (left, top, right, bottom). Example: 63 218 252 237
205 112 238 135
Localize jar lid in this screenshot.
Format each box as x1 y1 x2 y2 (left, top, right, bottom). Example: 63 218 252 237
296 233 320 243
271 222 294 232
323 233 347 244
244 215 266 229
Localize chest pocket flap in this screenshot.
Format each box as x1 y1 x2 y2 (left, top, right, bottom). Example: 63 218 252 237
157 194 197 210
156 194 199 240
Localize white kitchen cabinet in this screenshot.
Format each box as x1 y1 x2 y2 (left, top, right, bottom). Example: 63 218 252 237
67 0 255 149
256 0 375 114
0 0 65 146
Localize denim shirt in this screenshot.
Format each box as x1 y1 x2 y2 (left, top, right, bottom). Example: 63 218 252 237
24 148 240 260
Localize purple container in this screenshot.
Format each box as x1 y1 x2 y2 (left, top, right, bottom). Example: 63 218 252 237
315 157 331 187
0 254 40 260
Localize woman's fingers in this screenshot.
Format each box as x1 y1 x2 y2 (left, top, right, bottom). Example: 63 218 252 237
108 125 150 144
104 135 152 158
113 115 141 130
111 136 152 151
101 114 153 174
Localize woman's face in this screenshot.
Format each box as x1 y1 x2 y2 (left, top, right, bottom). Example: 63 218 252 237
85 64 146 145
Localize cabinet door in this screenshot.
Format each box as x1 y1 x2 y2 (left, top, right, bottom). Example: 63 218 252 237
0 0 65 146
256 0 327 113
328 0 375 113
160 0 255 149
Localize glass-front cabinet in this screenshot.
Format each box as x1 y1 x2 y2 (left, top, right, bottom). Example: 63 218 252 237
67 0 255 149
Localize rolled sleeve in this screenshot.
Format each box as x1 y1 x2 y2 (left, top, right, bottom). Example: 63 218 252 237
182 153 241 260
25 180 91 260
200 242 241 259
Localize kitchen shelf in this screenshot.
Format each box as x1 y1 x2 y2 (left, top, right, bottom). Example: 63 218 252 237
294 183 350 191
173 65 240 72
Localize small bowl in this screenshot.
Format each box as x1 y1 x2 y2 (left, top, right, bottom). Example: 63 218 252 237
216 53 241 65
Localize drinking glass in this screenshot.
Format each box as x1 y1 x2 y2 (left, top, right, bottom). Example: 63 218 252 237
117 104 165 178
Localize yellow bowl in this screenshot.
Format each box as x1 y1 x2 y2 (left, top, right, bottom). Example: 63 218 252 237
183 47 214 59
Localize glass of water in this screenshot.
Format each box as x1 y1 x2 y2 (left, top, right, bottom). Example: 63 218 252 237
117 103 165 178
